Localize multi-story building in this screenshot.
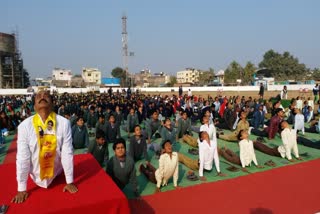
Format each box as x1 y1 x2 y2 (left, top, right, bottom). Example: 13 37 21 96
52 68 72 87
82 67 101 85
176 68 200 84
134 69 170 87
52 68 72 81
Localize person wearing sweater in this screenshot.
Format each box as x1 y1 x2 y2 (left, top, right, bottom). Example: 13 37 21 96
88 130 108 166
71 116 89 149
129 125 149 162
106 138 139 197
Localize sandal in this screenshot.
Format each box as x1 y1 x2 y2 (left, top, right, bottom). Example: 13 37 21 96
264 160 276 167
186 171 199 181
227 166 239 172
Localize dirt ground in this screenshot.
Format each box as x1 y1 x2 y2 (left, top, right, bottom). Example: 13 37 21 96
143 90 319 112
144 90 314 100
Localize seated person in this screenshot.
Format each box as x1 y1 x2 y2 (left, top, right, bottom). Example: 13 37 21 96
219 130 263 169
200 115 217 142
216 102 236 130
251 105 265 129
160 118 177 145
176 111 193 139
95 115 107 135
88 130 108 166
198 131 225 181
126 107 139 137
106 138 139 197
305 118 320 134
145 110 162 144
253 121 303 162
106 114 121 145
140 140 180 193
294 108 305 135
129 125 150 162
251 108 284 140
71 116 89 149
219 110 250 142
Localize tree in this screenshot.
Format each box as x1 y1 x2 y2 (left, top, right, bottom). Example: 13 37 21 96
111 67 126 86
242 62 256 85
166 76 177 87
224 61 243 84
198 68 215 85
312 68 320 81
22 69 30 88
259 50 308 81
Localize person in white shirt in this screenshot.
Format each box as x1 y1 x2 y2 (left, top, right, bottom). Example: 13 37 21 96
12 90 78 204
294 108 305 135
187 89 192 97
155 140 181 193
198 131 226 181
253 121 303 162
278 121 302 161
238 130 263 169
295 96 303 110
280 85 288 100
200 115 217 142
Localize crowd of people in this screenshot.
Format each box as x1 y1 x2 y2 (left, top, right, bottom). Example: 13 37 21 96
1 86 319 202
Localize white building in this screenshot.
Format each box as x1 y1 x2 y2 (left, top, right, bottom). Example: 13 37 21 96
52 68 72 81
176 68 200 84
82 68 101 85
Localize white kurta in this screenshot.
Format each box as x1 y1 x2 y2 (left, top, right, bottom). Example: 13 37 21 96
278 128 299 160
198 139 220 176
294 113 305 134
200 124 217 143
155 152 179 188
16 114 74 192
239 139 258 168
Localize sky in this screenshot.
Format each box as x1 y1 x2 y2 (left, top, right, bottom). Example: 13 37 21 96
1 0 319 79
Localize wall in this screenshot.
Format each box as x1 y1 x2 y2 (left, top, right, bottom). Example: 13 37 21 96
0 84 316 95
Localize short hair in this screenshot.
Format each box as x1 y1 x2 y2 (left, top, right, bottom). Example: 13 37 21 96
76 116 84 122
47 120 53 126
237 129 245 140
161 140 172 149
134 124 141 130
98 115 105 119
113 138 126 150
96 130 105 139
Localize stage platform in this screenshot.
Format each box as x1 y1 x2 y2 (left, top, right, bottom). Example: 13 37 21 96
0 154 130 214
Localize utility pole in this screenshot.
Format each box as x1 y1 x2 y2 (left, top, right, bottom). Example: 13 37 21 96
122 14 128 87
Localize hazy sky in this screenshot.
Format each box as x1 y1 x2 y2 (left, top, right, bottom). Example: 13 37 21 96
1 0 319 79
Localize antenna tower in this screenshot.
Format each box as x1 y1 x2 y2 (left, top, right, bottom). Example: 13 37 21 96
122 14 128 86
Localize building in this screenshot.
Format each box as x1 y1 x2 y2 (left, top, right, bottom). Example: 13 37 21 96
134 69 170 87
214 70 225 85
82 67 101 85
52 68 72 87
52 68 72 81
176 68 200 84
0 32 24 88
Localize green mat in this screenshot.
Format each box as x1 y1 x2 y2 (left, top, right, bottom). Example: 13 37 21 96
77 123 320 199
1 123 319 199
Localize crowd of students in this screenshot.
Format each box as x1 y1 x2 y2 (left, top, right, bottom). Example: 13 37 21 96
1 89 320 196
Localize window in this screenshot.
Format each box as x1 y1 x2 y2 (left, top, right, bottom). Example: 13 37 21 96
88 73 91 76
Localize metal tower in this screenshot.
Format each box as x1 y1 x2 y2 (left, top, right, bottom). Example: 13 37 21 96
122 14 128 86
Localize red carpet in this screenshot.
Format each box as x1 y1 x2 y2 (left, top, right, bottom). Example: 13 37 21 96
3 135 17 164
0 154 130 214
130 158 320 214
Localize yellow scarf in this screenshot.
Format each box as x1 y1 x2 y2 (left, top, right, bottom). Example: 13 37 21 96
32 112 57 180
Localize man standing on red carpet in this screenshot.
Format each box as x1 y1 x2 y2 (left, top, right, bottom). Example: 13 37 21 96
12 90 78 203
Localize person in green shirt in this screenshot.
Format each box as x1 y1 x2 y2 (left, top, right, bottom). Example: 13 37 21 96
88 130 108 166
106 138 139 197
